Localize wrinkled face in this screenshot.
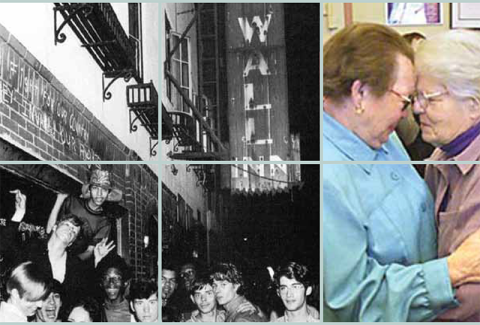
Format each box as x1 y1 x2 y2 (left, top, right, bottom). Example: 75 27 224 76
180 265 196 291
54 220 81 246
102 268 124 301
277 276 311 312
212 279 238 306
354 54 415 149
67 306 91 322
36 292 62 322
191 284 216 315
131 293 158 322
415 74 473 147
161 269 177 300
89 185 109 208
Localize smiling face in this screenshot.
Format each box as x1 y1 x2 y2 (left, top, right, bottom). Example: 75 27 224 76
35 292 61 322
212 280 239 306
353 54 415 149
277 276 311 312
415 74 475 147
191 284 216 315
161 269 177 301
131 293 158 322
101 268 124 303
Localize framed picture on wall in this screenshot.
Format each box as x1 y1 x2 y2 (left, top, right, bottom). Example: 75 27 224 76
451 3 480 28
386 3 443 26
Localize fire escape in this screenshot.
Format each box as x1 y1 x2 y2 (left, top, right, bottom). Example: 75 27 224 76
163 4 227 162
53 3 158 156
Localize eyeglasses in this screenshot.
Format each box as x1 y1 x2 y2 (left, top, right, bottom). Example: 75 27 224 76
389 89 414 111
414 90 448 111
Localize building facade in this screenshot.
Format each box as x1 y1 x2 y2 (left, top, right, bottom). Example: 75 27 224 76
0 3 158 162
161 3 310 263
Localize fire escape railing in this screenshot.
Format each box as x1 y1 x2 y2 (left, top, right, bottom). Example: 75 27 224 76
54 3 142 101
127 82 158 157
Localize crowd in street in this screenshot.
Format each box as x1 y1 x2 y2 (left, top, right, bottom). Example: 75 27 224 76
0 167 158 322
162 261 320 322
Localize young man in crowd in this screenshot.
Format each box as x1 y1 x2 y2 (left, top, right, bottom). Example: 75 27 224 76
129 279 158 322
186 273 259 322
161 263 180 321
0 261 51 322
186 276 225 322
210 263 266 322
274 262 319 322
169 262 197 319
97 254 132 322
34 280 63 322
48 165 122 261
6 189 114 315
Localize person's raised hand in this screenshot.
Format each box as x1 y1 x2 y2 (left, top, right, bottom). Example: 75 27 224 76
9 189 26 211
94 237 115 267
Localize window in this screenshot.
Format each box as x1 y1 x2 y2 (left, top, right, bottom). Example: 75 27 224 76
170 33 190 113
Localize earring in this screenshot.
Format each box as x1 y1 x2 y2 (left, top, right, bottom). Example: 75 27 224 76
355 103 365 115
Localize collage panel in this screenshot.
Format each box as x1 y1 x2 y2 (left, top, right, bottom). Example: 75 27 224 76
0 163 158 322
323 3 480 322
0 3 159 162
162 163 319 322
323 162 480 322
161 3 319 162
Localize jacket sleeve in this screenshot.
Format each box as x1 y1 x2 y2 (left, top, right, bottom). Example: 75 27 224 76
323 180 456 322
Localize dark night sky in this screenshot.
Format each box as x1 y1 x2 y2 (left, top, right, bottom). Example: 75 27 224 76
285 4 320 161
226 165 319 272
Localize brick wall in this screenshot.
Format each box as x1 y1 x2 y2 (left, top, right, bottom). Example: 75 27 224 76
0 22 142 162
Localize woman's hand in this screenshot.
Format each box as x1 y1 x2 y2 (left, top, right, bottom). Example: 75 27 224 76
94 237 115 267
448 228 480 286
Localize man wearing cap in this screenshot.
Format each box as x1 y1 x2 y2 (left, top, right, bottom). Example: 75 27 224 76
47 165 122 261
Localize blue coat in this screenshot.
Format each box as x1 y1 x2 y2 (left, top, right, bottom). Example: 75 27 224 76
323 112 457 321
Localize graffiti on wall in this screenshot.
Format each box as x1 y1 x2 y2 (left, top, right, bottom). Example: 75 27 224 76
0 40 101 161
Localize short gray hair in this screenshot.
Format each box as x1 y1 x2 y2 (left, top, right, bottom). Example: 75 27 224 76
416 30 480 103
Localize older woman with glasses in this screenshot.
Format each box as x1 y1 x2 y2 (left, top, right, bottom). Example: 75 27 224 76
414 29 480 322
323 23 480 322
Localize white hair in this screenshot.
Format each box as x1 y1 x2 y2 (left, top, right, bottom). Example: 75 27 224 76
416 29 480 103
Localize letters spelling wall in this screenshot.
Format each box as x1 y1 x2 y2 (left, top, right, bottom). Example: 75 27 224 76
0 23 134 162
226 3 298 193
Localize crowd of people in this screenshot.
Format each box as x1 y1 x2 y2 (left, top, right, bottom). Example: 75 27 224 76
0 166 158 322
162 261 319 322
324 22 480 321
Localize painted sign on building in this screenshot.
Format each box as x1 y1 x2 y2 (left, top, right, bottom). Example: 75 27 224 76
0 25 132 161
226 3 299 192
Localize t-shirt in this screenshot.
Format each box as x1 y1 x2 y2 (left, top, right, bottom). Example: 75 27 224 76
59 196 111 254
